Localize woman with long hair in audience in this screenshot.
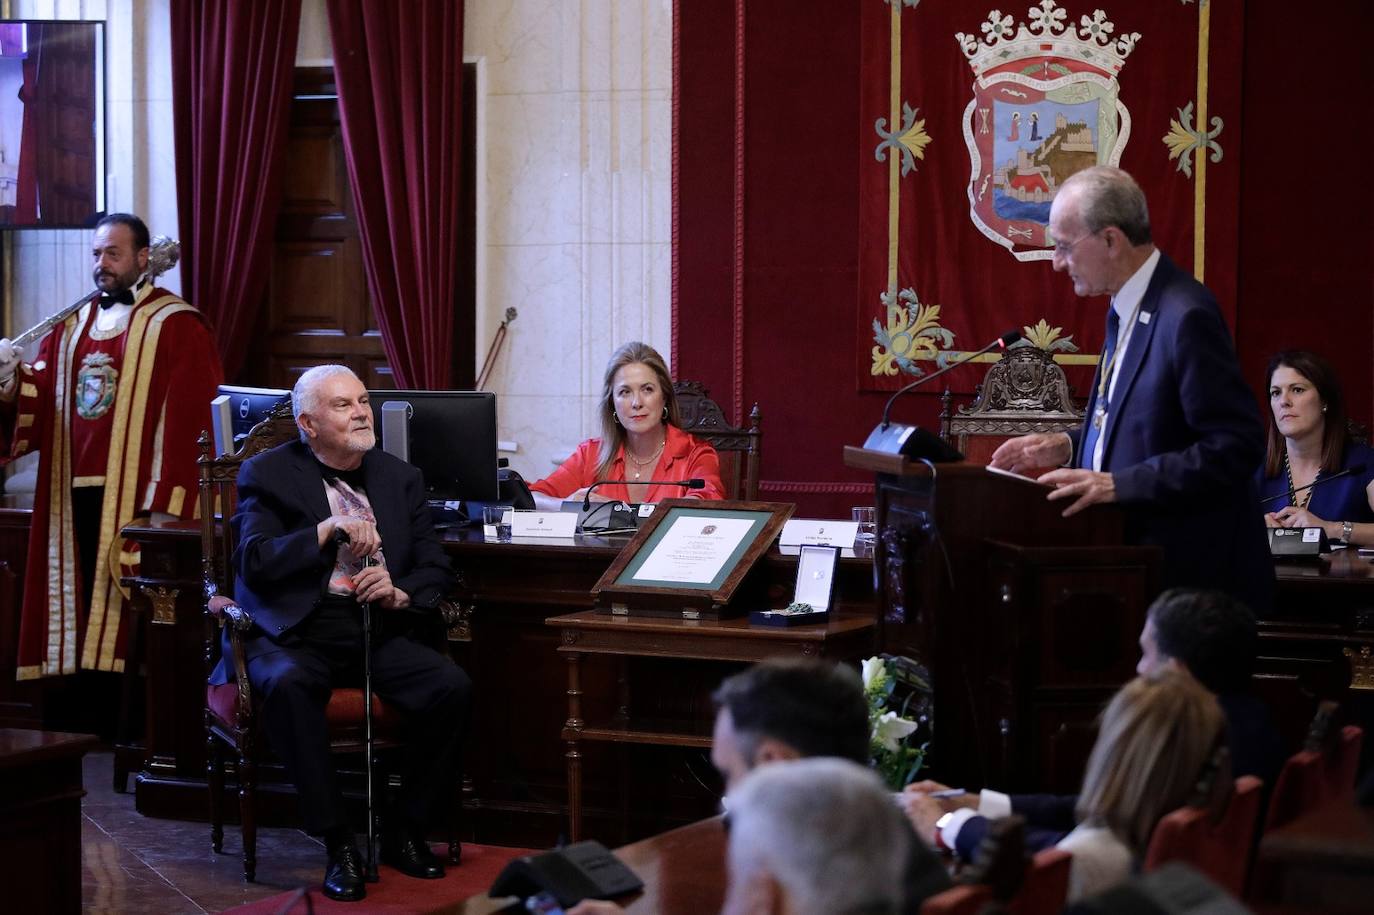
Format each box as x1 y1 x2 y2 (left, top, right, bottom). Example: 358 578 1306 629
904 670 1227 902
1258 350 1374 546
1059 669 1229 900
530 341 725 511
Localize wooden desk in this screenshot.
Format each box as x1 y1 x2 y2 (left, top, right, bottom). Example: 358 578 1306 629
453 816 728 915
1256 799 1374 911
547 610 877 840
0 728 99 915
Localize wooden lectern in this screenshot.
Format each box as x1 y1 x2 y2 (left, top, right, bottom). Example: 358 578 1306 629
844 447 1161 793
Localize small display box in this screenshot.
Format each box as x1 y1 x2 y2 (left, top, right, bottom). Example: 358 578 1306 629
591 499 794 620
749 544 839 627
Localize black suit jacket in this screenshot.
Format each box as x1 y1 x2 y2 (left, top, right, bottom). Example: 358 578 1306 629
1067 253 1274 613
208 440 454 684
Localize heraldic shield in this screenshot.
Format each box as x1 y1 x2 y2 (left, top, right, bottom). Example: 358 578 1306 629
957 2 1140 261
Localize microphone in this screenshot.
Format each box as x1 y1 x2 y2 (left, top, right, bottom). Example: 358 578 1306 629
333 527 350 545
583 477 706 511
1260 462 1367 505
863 329 1022 460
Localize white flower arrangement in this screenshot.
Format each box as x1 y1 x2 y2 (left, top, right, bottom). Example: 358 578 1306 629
862 655 930 790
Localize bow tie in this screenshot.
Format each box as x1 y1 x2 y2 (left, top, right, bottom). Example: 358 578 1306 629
99 288 135 309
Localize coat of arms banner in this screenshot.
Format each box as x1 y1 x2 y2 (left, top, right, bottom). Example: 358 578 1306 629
859 0 1242 393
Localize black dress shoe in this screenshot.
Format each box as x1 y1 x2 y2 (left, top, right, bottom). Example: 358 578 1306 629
381 830 446 879
323 842 367 901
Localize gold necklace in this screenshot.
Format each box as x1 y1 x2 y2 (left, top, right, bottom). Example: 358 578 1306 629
1283 449 1314 510
626 436 666 481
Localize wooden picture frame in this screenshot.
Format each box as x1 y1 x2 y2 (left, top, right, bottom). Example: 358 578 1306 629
591 499 795 619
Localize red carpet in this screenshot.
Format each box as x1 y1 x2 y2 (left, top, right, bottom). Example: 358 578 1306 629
222 843 538 914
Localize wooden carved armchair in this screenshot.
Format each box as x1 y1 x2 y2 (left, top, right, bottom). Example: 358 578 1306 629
199 402 460 881
673 380 762 500
939 346 1084 467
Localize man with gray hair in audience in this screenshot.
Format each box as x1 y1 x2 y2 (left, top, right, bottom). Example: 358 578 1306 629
723 757 912 915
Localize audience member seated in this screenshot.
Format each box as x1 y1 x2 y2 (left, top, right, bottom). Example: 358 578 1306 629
907 589 1280 861
906 671 1227 903
1258 350 1374 545
530 341 725 510
1137 589 1282 786
568 659 950 915
720 758 914 915
208 365 471 903
712 659 950 910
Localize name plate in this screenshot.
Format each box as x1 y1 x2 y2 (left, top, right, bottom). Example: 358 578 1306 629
510 511 578 538
780 519 858 548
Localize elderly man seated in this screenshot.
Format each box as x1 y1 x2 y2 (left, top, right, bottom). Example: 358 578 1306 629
209 364 470 902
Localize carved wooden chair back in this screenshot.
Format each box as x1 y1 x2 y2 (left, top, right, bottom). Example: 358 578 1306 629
672 380 761 500
198 399 299 615
939 345 1083 468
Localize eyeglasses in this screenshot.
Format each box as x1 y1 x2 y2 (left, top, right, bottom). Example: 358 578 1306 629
1052 228 1101 257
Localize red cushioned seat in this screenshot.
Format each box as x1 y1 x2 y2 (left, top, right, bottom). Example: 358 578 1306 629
1144 775 1264 897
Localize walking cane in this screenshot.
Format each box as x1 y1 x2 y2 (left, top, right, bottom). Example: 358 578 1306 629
335 527 380 883
360 549 380 883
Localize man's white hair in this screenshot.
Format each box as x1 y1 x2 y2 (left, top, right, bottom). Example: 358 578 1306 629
292 364 361 442
726 757 909 915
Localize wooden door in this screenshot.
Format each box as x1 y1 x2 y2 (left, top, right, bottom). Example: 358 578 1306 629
242 67 476 391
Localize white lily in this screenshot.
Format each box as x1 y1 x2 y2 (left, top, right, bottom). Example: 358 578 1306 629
872 710 918 753
862 656 887 693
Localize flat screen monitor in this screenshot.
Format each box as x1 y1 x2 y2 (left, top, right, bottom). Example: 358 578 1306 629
212 385 292 456
0 21 106 228
371 390 499 503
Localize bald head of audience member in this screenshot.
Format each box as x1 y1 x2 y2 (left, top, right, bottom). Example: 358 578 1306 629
710 658 869 791
723 758 911 915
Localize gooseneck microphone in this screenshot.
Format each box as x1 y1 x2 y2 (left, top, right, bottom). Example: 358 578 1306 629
583 477 707 511
863 330 1022 460
880 329 1022 430
1260 462 1367 505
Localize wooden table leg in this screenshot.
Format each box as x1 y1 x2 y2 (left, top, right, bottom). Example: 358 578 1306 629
563 649 585 842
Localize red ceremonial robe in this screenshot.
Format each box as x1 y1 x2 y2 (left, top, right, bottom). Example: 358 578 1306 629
3 286 224 677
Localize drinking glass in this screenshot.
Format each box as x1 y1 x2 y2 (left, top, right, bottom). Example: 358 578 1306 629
483 504 513 541
851 506 877 542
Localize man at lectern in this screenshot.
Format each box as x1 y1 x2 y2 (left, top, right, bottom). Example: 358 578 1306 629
989 166 1273 613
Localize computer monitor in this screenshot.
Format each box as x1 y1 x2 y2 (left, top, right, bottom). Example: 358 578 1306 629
371 390 499 502
211 385 292 456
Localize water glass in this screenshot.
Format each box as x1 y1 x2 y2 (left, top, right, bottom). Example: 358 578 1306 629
483 504 513 541
852 506 877 542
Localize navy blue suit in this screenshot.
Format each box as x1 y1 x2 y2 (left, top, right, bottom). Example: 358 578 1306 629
1070 253 1274 614
212 440 470 835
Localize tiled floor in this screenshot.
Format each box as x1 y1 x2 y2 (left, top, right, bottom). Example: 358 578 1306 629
81 751 328 913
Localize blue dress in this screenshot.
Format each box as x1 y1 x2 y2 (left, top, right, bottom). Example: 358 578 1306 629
1257 441 1374 523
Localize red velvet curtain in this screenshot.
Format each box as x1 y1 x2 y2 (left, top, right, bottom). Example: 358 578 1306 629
12 25 39 223
326 0 464 389
171 0 302 378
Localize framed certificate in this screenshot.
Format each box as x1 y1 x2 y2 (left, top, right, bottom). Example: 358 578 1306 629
592 499 795 619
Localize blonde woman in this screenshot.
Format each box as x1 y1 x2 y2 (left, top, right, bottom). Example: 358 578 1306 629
531 342 725 511
1061 670 1228 900
904 670 1227 903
